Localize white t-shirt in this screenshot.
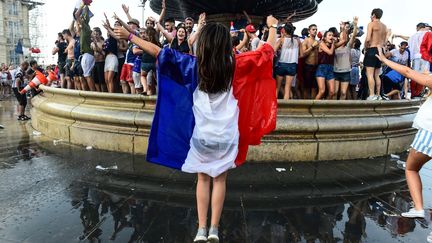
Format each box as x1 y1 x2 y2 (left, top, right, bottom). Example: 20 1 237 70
390 49 409 65
413 97 432 132
250 37 261 51
0 72 7 84
408 30 428 60
278 37 299 64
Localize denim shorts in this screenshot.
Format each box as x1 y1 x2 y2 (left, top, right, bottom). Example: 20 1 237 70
316 64 335 81
275 62 297 77
141 62 156 73
334 71 351 82
350 66 360 85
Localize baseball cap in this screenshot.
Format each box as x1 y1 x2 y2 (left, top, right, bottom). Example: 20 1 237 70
417 22 426 29
127 19 140 28
245 24 257 33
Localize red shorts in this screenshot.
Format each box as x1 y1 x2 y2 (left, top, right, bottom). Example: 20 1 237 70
120 64 133 83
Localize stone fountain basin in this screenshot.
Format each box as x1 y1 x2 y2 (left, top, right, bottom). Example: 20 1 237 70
30 85 420 162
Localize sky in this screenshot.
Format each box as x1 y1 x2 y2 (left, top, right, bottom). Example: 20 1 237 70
38 0 432 64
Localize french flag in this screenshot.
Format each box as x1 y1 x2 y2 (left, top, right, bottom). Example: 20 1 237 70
147 44 277 177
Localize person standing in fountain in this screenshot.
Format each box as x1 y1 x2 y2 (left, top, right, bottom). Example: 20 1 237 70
75 4 97 91
114 15 279 243
301 24 319 99
364 8 387 100
375 48 432 243
274 23 302 100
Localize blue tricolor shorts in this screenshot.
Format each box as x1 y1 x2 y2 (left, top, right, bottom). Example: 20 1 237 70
411 128 432 157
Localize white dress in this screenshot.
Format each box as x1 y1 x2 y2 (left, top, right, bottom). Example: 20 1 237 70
182 88 240 177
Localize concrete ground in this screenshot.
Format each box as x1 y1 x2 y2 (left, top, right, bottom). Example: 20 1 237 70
0 96 431 243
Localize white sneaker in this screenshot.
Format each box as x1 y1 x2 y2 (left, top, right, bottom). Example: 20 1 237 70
193 227 207 242
367 95 379 101
208 234 219 243
401 208 425 218
208 226 219 243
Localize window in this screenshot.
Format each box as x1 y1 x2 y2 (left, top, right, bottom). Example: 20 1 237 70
8 1 18 15
9 49 19 65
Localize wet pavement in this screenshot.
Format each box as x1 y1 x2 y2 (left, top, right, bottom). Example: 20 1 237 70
0 96 432 243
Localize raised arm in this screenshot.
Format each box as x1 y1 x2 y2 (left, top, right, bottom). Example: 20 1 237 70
348 17 359 48
283 11 296 24
243 10 252 24
155 20 174 43
69 20 76 37
376 47 432 89
113 13 135 35
188 13 206 46
122 4 133 21
265 15 279 51
102 20 120 40
335 22 348 48
74 6 83 24
236 29 249 51
114 26 161 58
158 0 166 23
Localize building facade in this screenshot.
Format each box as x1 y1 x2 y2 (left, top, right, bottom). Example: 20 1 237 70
0 0 34 65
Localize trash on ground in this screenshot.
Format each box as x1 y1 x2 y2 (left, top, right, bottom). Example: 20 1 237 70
53 139 64 145
95 165 118 171
390 154 400 160
32 131 42 136
86 146 93 150
276 168 286 172
0 124 4 129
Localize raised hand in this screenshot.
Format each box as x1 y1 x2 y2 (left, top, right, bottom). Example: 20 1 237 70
353 16 359 26
162 0 166 8
114 26 130 40
266 15 278 28
198 12 206 26
113 12 120 21
122 4 129 14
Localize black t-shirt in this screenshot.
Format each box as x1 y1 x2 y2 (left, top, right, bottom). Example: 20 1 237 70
57 42 67 63
171 38 190 54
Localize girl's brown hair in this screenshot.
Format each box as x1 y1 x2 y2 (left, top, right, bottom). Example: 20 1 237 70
196 23 234 94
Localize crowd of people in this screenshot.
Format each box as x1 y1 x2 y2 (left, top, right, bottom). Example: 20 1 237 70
0 3 426 108
0 1 428 103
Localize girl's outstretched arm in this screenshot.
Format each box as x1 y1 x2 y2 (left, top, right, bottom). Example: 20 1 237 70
376 47 432 89
114 26 161 58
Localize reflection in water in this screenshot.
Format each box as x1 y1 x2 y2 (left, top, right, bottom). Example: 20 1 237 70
68 179 429 242
1 127 46 168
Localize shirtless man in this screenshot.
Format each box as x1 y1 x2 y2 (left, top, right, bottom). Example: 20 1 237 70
91 27 105 92
301 24 320 99
62 29 76 89
364 8 387 100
